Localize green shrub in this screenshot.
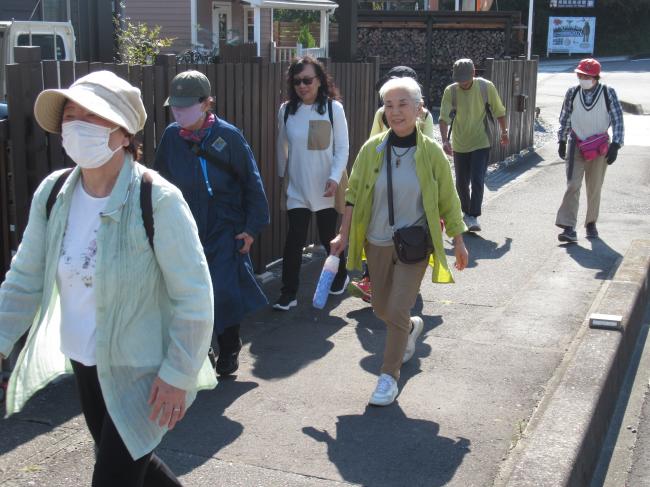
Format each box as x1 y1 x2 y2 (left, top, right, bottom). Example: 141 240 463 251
297 24 316 48
114 17 175 65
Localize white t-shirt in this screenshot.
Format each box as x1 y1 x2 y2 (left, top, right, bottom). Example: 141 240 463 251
276 100 350 212
56 180 108 366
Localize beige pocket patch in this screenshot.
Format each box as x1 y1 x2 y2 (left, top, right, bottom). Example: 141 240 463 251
308 120 332 150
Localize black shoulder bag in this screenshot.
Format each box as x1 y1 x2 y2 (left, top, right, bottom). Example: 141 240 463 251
386 139 430 264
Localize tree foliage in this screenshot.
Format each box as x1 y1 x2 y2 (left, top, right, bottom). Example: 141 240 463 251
114 17 175 65
297 24 316 48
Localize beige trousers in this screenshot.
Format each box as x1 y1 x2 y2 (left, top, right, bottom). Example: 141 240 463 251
555 148 608 228
365 243 429 380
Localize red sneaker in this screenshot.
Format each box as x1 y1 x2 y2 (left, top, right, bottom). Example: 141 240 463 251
350 276 372 303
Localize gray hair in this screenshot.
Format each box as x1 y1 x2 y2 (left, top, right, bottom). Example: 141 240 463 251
379 76 423 105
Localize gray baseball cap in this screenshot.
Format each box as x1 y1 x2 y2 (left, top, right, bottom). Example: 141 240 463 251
164 70 211 107
452 59 475 83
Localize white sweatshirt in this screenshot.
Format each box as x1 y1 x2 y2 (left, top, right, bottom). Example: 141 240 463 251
277 100 349 212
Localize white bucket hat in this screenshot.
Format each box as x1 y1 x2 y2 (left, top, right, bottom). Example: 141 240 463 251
34 70 147 135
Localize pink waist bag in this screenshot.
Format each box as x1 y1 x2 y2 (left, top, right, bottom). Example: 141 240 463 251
575 132 609 161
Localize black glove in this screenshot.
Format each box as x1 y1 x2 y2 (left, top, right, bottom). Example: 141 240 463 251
558 141 567 160
606 143 620 165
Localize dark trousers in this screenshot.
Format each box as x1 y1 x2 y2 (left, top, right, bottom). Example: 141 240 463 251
281 207 347 296
215 323 241 353
70 361 182 487
453 147 490 217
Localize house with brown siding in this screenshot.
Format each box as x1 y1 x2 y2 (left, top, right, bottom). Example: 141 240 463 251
123 0 337 61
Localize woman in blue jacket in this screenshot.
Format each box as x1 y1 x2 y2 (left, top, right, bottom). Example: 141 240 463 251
155 70 270 377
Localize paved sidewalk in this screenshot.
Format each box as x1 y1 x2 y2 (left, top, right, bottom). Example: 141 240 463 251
1 140 650 486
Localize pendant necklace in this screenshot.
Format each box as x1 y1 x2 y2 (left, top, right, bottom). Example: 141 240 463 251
391 146 411 168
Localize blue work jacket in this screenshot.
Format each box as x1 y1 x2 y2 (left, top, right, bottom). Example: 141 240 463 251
154 117 270 333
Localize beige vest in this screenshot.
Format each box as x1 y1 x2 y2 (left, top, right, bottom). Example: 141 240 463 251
570 85 610 140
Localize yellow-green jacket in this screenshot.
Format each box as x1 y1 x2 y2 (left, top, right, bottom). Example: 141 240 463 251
345 128 466 283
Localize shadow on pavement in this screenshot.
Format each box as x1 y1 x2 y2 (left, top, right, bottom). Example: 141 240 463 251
448 234 513 269
161 380 259 475
561 237 622 279
346 296 443 385
0 375 80 457
485 152 543 192
302 405 470 487
247 299 348 380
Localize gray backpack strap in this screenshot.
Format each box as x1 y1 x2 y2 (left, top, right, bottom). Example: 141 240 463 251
477 78 489 105
448 84 458 139
477 78 495 141
450 83 458 120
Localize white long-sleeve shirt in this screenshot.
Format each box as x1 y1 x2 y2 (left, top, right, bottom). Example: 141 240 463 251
277 100 349 212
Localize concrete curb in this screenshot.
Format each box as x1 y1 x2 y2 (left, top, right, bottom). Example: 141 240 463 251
500 240 650 487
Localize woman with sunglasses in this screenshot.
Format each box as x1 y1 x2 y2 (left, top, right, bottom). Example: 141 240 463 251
155 71 270 376
0 71 215 485
274 56 350 311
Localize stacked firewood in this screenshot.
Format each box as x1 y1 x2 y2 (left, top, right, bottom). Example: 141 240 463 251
358 27 507 104
357 28 427 65
357 27 506 68
429 29 506 67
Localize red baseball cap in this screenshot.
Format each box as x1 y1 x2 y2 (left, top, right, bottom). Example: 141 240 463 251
575 58 601 77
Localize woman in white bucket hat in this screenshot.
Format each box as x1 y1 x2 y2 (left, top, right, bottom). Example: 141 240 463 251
0 70 215 486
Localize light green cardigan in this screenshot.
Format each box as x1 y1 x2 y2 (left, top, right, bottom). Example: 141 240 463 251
345 128 466 283
0 157 216 459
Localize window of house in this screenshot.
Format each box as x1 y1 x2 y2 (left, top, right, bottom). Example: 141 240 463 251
245 8 255 43
17 34 66 60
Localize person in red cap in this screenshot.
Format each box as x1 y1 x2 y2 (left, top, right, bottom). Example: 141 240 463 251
555 58 624 242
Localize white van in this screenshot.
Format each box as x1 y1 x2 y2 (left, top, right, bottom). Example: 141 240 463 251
0 20 76 102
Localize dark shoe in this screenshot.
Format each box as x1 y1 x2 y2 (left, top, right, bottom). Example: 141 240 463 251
558 227 578 243
329 274 350 295
273 293 297 311
585 222 599 239
216 347 241 376
216 338 242 377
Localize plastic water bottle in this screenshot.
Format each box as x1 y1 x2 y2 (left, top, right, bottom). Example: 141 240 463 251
312 255 340 309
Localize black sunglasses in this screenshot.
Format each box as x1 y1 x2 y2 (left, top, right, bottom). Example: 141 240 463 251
293 76 316 86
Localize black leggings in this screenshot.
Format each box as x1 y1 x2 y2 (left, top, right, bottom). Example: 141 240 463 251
71 361 182 487
281 207 347 296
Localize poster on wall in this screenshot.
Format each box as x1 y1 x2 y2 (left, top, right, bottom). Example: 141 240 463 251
547 17 596 56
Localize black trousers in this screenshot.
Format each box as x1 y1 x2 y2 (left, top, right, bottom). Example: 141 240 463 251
281 207 347 296
453 147 490 217
70 361 182 487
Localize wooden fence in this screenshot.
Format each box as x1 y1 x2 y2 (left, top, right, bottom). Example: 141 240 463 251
484 57 538 164
0 47 380 279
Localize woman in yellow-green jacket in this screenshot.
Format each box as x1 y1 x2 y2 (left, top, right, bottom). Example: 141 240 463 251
349 66 436 304
331 76 468 407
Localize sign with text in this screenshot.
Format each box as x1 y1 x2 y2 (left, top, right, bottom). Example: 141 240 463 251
547 16 596 55
550 0 595 7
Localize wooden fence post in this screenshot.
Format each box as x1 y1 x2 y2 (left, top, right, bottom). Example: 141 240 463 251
6 46 47 244
154 54 178 146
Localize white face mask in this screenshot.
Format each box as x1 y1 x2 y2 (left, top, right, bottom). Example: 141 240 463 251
61 121 122 169
579 79 596 90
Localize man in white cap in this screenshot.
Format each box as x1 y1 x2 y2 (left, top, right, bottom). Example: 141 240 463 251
439 58 509 232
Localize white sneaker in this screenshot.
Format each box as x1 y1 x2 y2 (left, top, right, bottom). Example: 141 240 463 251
369 373 398 406
402 317 424 364
466 216 481 232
